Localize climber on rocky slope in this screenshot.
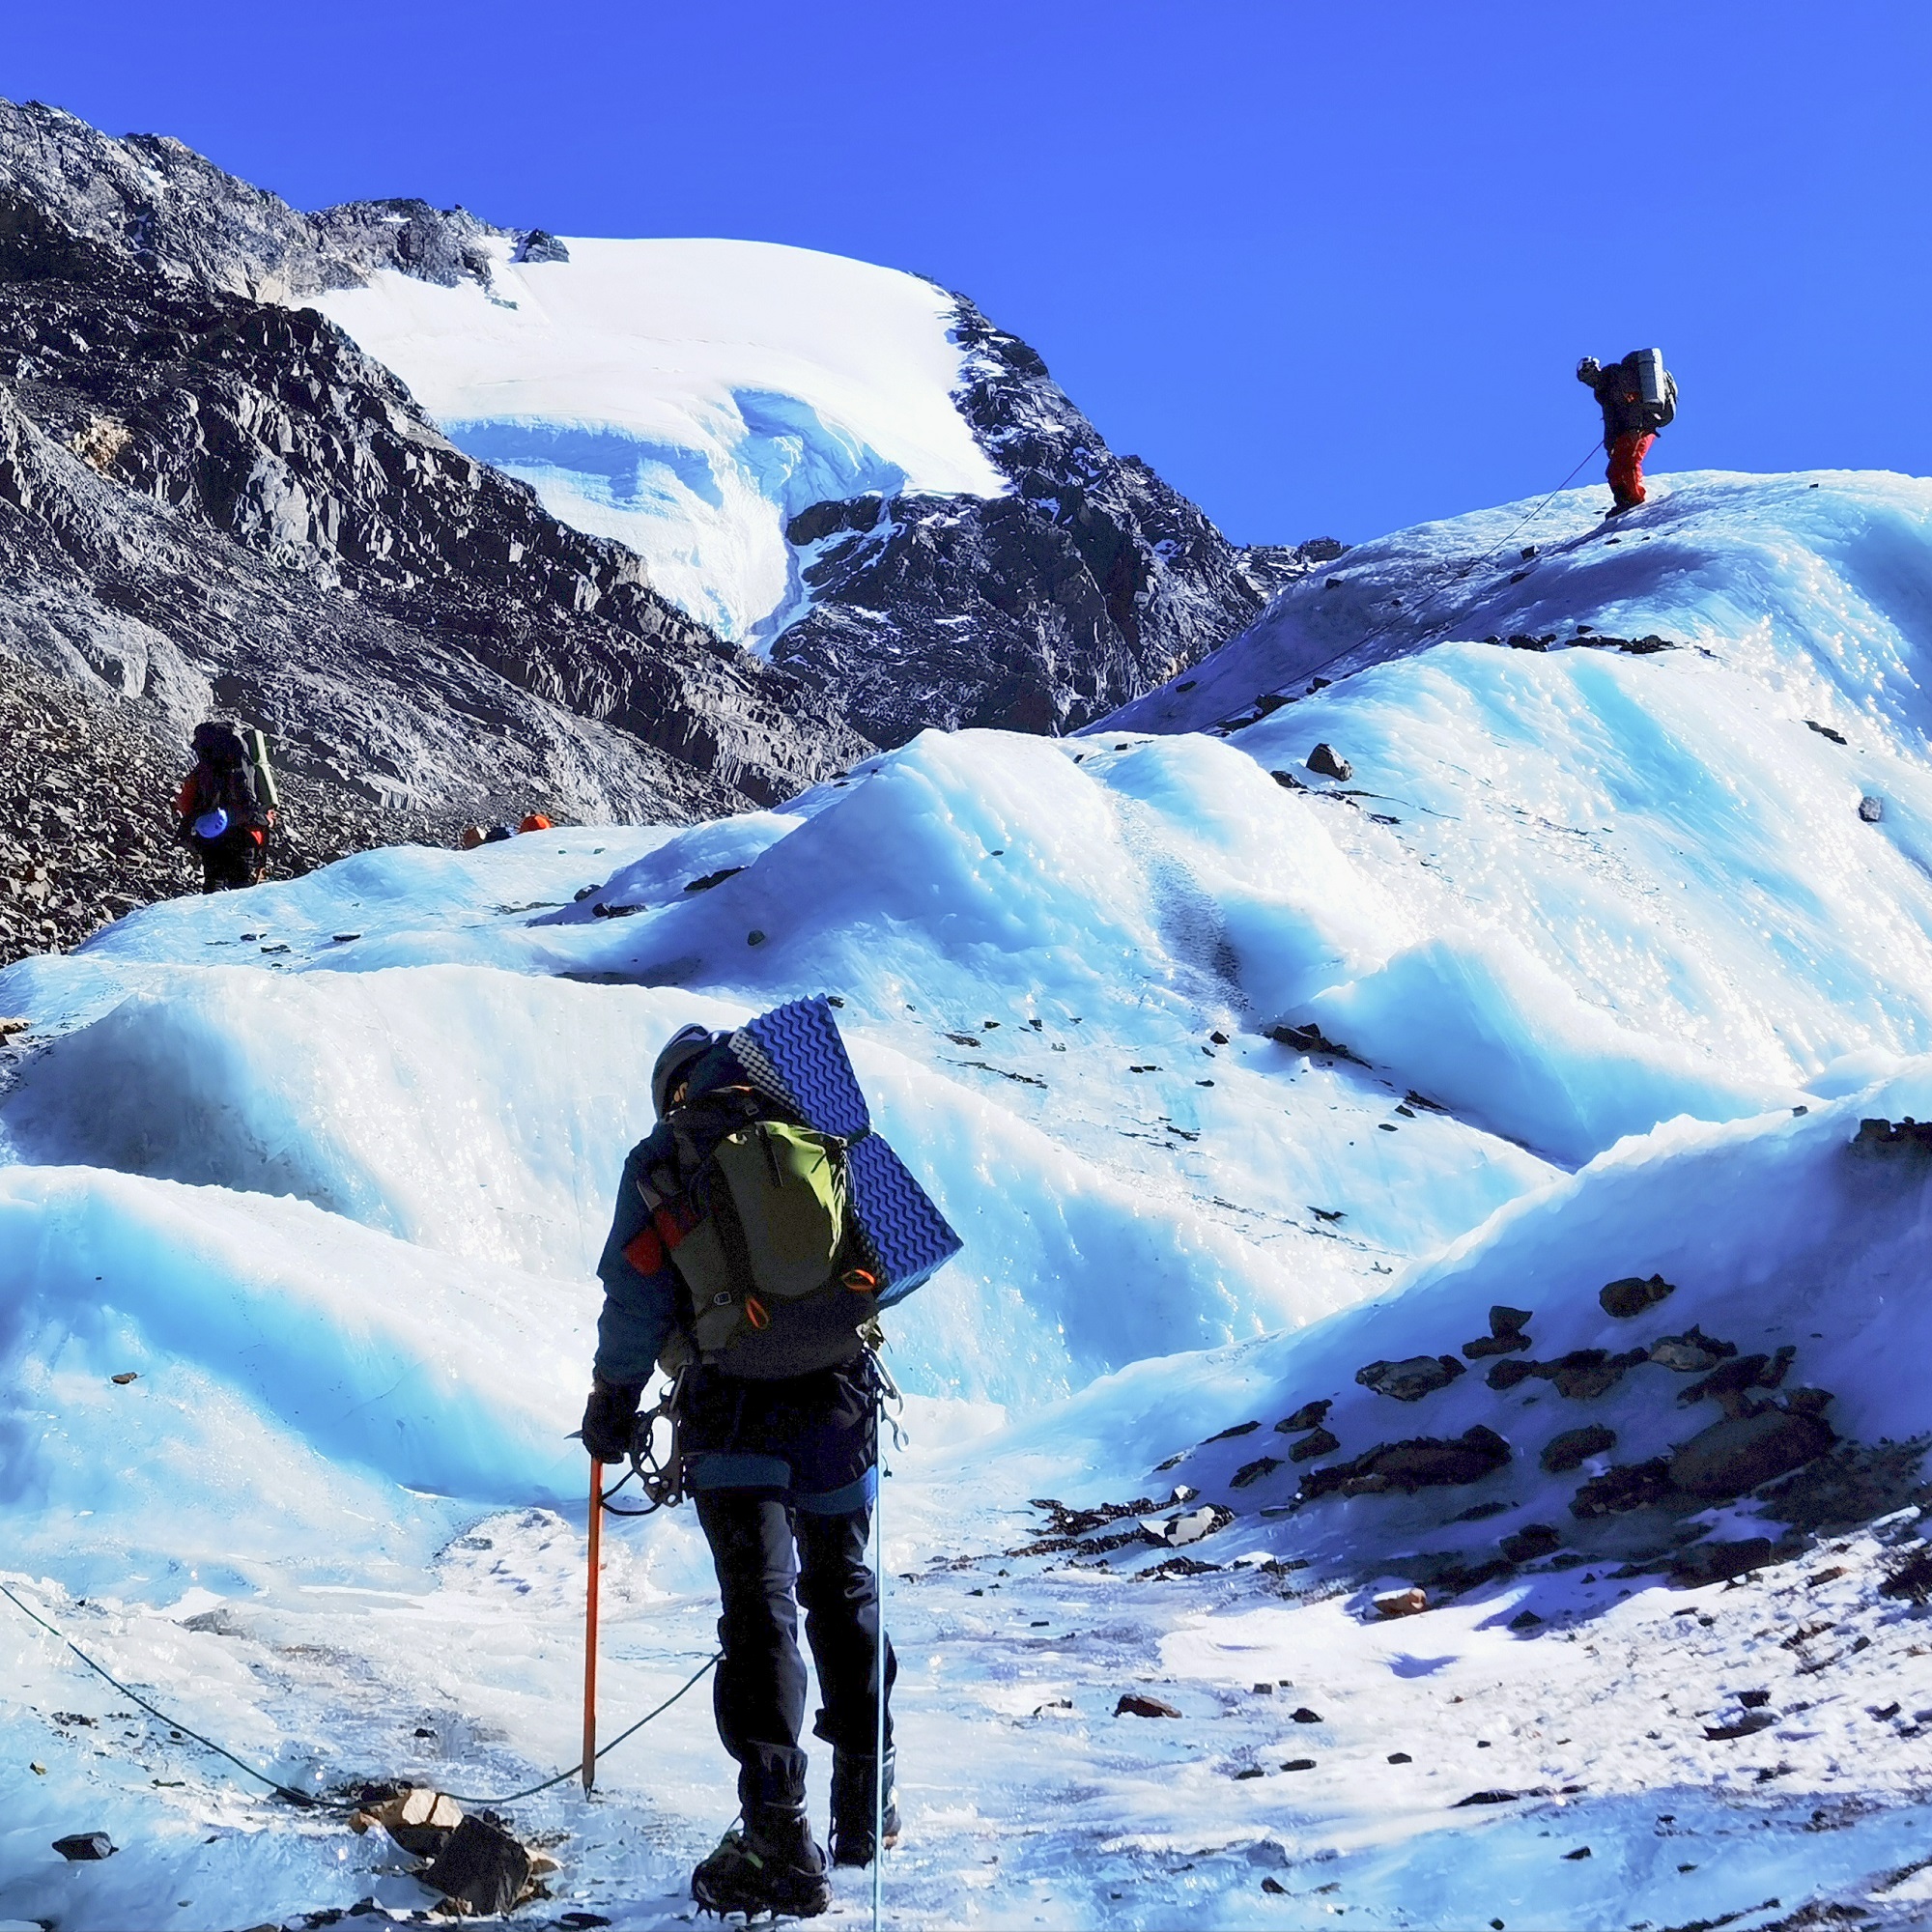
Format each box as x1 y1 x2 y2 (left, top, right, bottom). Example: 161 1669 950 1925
580 1023 899 1920
1577 349 1678 514
174 722 272 893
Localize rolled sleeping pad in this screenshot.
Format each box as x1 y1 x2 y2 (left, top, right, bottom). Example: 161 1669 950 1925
246 726 280 810
192 808 230 840
1633 347 1667 407
731 995 963 1308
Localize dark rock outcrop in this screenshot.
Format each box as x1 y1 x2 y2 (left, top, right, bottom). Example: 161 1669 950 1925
1669 1405 1835 1498
1648 1325 1739 1374
0 98 510 301
1489 1347 1648 1400
0 96 870 916
0 97 1321 864
1540 1424 1617 1475
1463 1303 1534 1358
769 293 1304 745
1355 1354 1466 1403
1569 1457 1676 1519
1498 1522 1562 1563
1301 1425 1510 1499
1599 1273 1676 1319
1274 1399 1333 1434
1673 1538 1777 1586
1853 1116 1932 1160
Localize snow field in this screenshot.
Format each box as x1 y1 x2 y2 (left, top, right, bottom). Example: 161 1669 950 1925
1006 1065 1932 1589
312 239 1006 644
4 470 1932 1925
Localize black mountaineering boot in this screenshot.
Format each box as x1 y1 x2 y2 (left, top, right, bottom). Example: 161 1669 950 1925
828 1747 900 1868
692 1800 832 1918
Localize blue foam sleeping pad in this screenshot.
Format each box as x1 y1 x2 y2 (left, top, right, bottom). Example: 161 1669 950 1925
730 998 962 1309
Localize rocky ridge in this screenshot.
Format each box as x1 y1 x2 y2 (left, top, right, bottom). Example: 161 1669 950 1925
0 97 870 962
773 294 1329 745
0 97 529 302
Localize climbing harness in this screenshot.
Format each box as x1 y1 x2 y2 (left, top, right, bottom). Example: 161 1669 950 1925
597 1364 691 1517
0 1577 718 1816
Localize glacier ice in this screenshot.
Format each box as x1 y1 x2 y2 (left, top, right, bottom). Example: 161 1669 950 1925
6 469 1932 1927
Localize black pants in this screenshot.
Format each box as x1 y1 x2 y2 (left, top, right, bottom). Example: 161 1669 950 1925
196 830 262 893
696 1493 896 1810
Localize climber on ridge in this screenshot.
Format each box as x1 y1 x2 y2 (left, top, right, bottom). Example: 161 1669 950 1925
1577 349 1677 515
174 722 273 893
580 1022 899 1920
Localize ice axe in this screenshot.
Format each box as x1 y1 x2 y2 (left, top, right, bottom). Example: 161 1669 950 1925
582 1458 603 1795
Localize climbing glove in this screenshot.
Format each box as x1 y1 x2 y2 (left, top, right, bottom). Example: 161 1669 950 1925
580 1376 644 1462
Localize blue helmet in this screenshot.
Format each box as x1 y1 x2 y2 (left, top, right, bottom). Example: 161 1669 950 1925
652 1024 718 1118
192 807 231 840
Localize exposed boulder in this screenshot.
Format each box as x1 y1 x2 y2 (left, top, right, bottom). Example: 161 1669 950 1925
1649 1325 1739 1374
1116 1692 1181 1719
1499 1522 1563 1563
1669 1404 1836 1498
1202 1419 1262 1442
1302 1425 1510 1499
1355 1354 1466 1403
1149 1504 1233 1548
1487 1349 1646 1400
1306 742 1352 781
1570 1457 1676 1519
420 1814 533 1917
1600 1273 1676 1319
350 1785 463 1857
1269 1020 1365 1063
1673 1538 1777 1586
1275 1399 1333 1434
1853 1117 1932 1160
1548 1348 1648 1401
1374 1588 1429 1618
1680 1347 1796 1416
1541 1424 1617 1475
1463 1330 1532 1359
1463 1303 1535 1359
51 1833 115 1861
1231 1455 1285 1490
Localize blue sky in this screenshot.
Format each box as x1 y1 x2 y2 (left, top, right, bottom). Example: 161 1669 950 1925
6 2 1927 545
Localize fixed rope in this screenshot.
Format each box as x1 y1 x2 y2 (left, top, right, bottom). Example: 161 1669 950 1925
1235 438 1607 720
1 1577 716 1814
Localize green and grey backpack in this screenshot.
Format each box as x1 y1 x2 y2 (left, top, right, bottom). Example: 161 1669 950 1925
654 1089 880 1378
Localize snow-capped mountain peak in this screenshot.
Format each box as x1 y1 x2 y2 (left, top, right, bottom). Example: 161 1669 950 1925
313 237 1008 644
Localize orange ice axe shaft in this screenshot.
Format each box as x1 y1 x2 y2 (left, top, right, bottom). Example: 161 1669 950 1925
582 1458 603 1794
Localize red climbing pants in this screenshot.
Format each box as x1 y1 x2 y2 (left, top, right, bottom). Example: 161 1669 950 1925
1607 431 1656 509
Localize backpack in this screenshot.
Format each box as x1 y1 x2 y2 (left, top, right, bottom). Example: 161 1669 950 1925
188 724 271 831
658 1087 878 1378
1630 348 1675 431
